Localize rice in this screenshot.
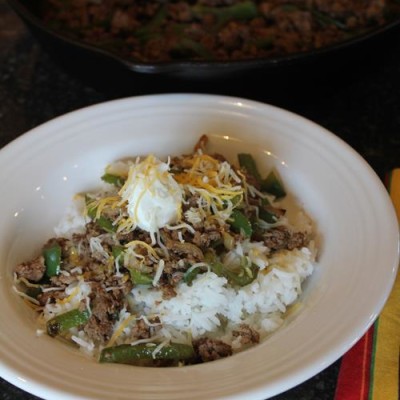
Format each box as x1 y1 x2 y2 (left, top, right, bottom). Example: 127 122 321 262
127 244 314 344
54 196 88 238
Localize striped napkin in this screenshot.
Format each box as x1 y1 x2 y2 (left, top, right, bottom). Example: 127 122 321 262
335 169 400 400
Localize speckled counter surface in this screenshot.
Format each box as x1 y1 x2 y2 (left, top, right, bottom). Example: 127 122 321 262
1 1 400 399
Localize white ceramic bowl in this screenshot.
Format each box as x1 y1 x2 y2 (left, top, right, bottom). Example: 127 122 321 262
0 94 398 400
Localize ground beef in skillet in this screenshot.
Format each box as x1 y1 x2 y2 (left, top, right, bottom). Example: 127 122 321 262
41 0 400 62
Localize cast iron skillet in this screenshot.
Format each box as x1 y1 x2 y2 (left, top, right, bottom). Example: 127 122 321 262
6 0 400 86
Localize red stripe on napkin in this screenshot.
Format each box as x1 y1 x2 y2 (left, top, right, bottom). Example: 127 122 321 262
335 324 375 400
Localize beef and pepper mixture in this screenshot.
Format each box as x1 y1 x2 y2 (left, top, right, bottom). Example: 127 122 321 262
14 136 316 366
40 0 400 62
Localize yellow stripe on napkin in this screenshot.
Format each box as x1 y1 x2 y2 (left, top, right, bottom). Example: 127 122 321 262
391 169 400 221
369 169 400 400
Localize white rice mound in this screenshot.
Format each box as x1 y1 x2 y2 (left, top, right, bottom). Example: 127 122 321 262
131 245 314 348
54 196 88 239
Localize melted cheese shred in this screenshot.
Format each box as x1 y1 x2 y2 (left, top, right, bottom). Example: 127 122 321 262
174 154 244 201
173 153 245 225
125 240 160 260
107 313 137 347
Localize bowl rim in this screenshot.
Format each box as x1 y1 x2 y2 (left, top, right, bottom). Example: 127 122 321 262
0 93 399 400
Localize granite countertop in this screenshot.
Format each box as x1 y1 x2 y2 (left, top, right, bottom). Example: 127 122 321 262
1 1 400 399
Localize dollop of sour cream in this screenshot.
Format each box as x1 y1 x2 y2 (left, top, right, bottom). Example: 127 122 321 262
119 155 183 233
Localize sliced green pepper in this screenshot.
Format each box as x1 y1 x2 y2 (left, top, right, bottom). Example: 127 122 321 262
47 308 90 337
261 170 286 198
205 252 258 287
281 4 301 12
128 268 153 285
86 196 116 233
171 38 214 60
101 173 125 187
258 207 279 224
280 4 347 30
311 10 347 30
25 286 43 299
184 267 202 285
192 1 258 26
43 244 61 277
113 246 153 285
258 199 282 224
238 153 262 183
230 209 253 238
135 5 167 42
252 36 275 50
100 343 195 365
112 246 125 261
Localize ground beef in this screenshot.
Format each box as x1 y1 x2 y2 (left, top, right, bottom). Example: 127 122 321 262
169 241 204 261
41 0 399 62
161 230 204 262
105 276 134 296
84 284 125 343
192 230 222 249
129 319 151 340
85 262 107 282
50 273 78 287
193 337 233 362
90 285 124 319
85 221 108 238
170 271 185 285
232 323 260 345
160 283 177 300
116 228 152 245
15 256 45 282
84 316 115 343
263 226 309 251
37 290 67 306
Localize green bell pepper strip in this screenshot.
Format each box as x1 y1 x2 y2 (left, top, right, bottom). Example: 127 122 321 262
128 268 153 285
171 38 214 60
184 266 202 285
311 10 347 30
252 36 275 50
281 4 347 30
258 207 279 224
135 5 167 42
100 343 195 365
101 173 125 187
237 153 286 199
258 200 280 224
86 197 116 233
112 246 153 285
281 4 301 12
238 153 262 183
205 252 258 287
43 244 62 277
112 246 125 261
25 286 42 299
230 209 253 238
192 1 258 25
260 171 286 198
47 308 90 337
